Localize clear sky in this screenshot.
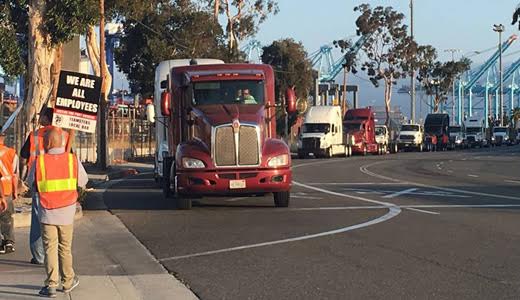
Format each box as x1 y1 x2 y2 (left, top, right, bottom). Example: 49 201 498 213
254 0 520 120
255 0 520 64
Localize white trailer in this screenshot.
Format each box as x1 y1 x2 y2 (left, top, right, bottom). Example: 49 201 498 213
297 106 351 158
152 59 224 181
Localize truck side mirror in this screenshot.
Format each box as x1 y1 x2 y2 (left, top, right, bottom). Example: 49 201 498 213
285 87 296 114
146 104 155 123
161 90 171 116
160 80 168 89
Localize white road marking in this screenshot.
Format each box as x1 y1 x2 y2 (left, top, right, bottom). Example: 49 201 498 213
360 161 520 201
290 195 322 200
382 188 418 199
467 174 479 178
158 177 401 262
405 207 440 215
290 203 520 212
504 180 520 184
307 182 407 186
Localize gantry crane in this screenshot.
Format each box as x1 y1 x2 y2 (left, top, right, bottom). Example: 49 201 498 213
458 34 517 126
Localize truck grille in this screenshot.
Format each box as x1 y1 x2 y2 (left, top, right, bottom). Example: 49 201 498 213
399 135 415 140
467 136 475 143
214 124 259 166
302 137 320 149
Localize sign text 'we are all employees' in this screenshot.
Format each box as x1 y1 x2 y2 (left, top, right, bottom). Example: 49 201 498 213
55 75 98 113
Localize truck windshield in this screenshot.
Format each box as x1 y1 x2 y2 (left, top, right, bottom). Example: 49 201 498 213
401 125 419 131
375 127 386 135
493 127 507 133
449 126 461 133
303 123 330 133
344 123 362 132
192 80 264 105
466 127 482 134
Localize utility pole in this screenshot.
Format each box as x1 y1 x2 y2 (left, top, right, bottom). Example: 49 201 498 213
410 0 416 123
493 24 505 126
98 0 108 170
445 49 460 124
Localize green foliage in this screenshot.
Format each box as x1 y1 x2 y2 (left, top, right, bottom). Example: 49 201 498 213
333 39 358 73
0 1 27 77
114 1 228 96
207 0 279 53
417 58 471 112
261 38 313 100
0 0 98 78
44 0 98 45
261 38 313 136
354 4 414 87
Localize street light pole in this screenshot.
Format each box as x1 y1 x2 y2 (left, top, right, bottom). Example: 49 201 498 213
410 0 416 123
493 24 505 126
445 48 460 124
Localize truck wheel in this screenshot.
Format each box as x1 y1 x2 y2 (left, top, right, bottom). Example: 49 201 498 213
326 147 332 158
175 197 192 210
298 151 306 159
418 144 423 152
343 146 349 157
274 191 290 207
162 157 174 198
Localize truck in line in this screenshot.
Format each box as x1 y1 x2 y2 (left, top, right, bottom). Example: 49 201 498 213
297 106 352 158
464 116 488 148
153 59 224 183
491 126 510 146
158 61 295 209
424 113 450 151
397 123 424 152
343 107 384 155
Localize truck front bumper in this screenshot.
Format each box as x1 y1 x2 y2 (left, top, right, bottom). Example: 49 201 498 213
177 167 292 196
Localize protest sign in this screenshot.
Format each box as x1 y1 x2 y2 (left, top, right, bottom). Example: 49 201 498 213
52 71 102 133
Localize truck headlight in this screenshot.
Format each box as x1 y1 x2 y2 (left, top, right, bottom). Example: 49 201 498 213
182 157 205 168
268 154 289 167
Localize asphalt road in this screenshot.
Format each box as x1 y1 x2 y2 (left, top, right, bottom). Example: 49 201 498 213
99 145 520 299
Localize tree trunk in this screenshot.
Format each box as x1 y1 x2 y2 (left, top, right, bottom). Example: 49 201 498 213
433 96 440 113
86 26 101 76
384 79 392 127
26 0 56 135
50 44 63 106
85 25 112 98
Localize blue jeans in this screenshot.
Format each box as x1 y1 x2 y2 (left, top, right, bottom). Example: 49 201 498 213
30 193 44 263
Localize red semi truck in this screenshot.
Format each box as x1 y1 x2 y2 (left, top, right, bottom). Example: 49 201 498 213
343 107 381 155
159 62 295 209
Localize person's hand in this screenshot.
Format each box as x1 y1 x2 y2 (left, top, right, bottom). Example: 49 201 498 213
0 198 6 213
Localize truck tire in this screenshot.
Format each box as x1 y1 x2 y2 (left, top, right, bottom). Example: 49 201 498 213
274 191 290 207
326 147 332 158
175 197 192 210
162 157 174 198
298 151 306 159
418 144 423 152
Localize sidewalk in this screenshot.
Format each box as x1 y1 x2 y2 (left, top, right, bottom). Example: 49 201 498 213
0 163 198 300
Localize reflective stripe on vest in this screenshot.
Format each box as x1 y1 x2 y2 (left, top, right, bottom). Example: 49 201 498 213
36 153 78 209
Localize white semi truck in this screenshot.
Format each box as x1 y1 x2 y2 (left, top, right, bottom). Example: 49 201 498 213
464 117 488 148
397 124 424 152
297 106 351 158
152 59 224 182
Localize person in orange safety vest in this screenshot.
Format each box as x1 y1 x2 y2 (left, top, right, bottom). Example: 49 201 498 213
27 128 87 297
20 107 70 265
0 132 19 255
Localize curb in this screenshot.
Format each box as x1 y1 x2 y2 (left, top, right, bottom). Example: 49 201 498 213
14 204 83 228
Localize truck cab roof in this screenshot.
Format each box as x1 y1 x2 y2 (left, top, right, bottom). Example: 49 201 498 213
304 106 342 124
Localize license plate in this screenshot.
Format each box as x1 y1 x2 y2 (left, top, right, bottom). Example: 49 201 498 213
229 179 246 189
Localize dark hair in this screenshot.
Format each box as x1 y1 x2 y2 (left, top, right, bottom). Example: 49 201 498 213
40 107 54 123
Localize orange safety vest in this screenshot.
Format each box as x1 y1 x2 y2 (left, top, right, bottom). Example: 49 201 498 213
35 152 78 210
28 126 70 169
0 145 15 197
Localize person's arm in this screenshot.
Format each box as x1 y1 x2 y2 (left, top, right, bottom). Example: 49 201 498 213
0 175 5 213
77 157 88 188
12 154 19 199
